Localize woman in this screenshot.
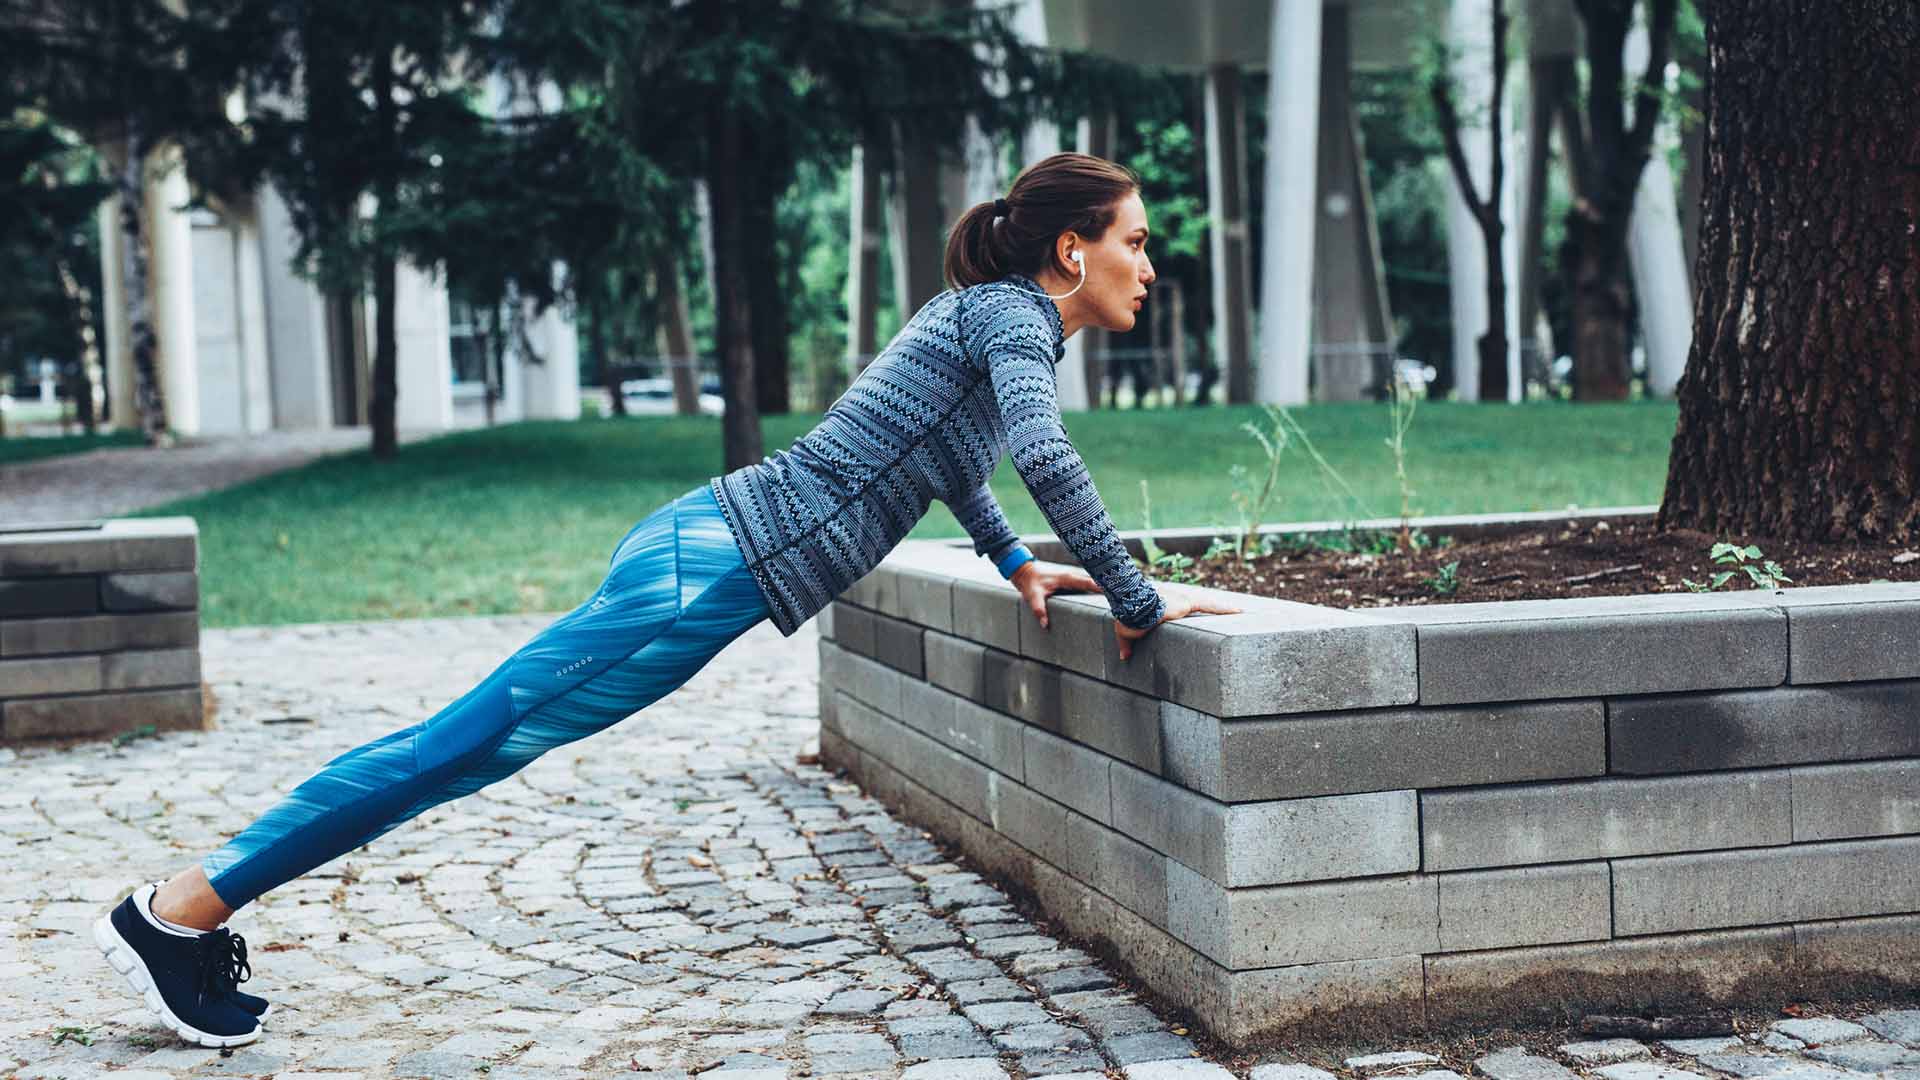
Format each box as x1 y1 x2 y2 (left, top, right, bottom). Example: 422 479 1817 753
93 151 1240 1047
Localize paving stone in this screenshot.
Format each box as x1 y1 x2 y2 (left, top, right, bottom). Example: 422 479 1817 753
1804 1041 1920 1071
1122 1062 1235 1078
900 1061 1010 1079
1560 1040 1651 1064
1771 1018 1872 1046
805 1031 897 1074
1106 1029 1201 1065
817 988 897 1015
961 1000 1054 1031
1593 1064 1707 1080
1347 1051 1443 1073
1661 1038 1743 1056
948 977 1030 1005
1864 1010 1920 1048
1690 1055 1802 1077
1252 1067 1342 1080
993 1023 1092 1052
1473 1047 1578 1080
1034 966 1116 995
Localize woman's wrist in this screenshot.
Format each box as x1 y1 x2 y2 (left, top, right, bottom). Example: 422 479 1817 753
997 545 1035 580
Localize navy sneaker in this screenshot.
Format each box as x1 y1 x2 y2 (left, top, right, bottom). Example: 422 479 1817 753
127 883 275 1023
93 884 263 1047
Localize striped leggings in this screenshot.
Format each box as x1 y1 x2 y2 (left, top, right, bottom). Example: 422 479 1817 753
200 482 770 911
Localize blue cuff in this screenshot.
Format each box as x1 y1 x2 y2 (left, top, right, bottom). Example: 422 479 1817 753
995 546 1034 580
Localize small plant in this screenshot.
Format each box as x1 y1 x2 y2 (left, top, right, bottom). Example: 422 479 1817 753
1681 542 1793 591
1384 369 1423 551
112 723 159 749
50 1025 96 1047
1138 481 1200 584
1423 559 1463 596
1202 536 1237 563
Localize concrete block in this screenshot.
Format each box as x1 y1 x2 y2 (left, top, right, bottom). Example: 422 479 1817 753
819 648 843 735
1167 860 1439 969
1423 926 1796 1026
815 601 837 641
952 576 1023 653
1436 863 1612 952
1067 809 1168 928
1422 771 1792 871
3 686 204 740
926 631 986 703
891 565 955 634
946 698 1026 781
1059 670 1161 773
1100 603 1418 718
872 613 925 677
1791 760 1920 842
839 564 896 615
100 571 197 612
1023 726 1111 825
827 643 904 718
989 773 1070 870
1111 762 1416 888
1226 956 1426 1043
1162 699 1605 801
0 577 99 618
1020 592 1109 677
985 649 1063 732
99 648 200 691
0 655 103 697
1 611 198 658
1612 836 1920 935
1795 913 1920 980
1758 582 1920 684
1608 683 1920 775
1368 592 1785 705
0 518 197 578
832 690 889 755
833 603 878 657
899 677 959 741
840 695 992 823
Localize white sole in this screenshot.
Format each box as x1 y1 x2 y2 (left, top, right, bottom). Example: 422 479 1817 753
93 913 262 1048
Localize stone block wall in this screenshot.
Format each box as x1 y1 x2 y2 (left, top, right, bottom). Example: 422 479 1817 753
1 519 205 745
814 519 1920 1045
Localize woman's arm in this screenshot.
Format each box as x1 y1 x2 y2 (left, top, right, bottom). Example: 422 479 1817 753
964 297 1165 630
945 480 1035 580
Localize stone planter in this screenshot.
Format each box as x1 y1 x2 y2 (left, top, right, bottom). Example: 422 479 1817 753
815 505 1920 1044
1 518 205 745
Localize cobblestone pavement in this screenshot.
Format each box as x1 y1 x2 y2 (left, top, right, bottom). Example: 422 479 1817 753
0 427 441 525
3 614 1918 1079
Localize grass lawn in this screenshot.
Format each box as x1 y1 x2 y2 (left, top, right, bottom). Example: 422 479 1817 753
127 400 1680 628
0 428 146 465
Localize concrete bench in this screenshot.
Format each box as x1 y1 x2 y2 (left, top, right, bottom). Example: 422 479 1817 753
816 507 1920 1044
1 518 205 745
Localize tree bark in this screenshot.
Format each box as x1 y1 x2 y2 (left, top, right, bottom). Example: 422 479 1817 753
368 44 398 461
114 131 168 443
708 105 763 472
588 290 627 418
1431 0 1511 404
1658 0 1920 544
654 253 701 417
743 162 791 416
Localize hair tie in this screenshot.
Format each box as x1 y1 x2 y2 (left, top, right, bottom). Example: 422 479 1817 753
992 197 1010 218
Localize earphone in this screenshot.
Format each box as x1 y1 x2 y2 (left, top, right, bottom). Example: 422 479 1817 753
1013 249 1086 301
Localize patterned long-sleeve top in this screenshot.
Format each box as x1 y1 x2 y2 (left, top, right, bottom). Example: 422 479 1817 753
710 273 1167 637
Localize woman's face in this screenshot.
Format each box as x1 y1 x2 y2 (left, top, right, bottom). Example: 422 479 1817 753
1071 190 1156 333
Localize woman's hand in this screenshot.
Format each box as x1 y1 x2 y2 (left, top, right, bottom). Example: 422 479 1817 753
1010 561 1100 628
1114 586 1244 662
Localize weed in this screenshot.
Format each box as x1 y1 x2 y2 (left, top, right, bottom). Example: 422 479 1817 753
1681 542 1793 591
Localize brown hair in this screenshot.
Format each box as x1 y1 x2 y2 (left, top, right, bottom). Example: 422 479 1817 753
943 152 1141 291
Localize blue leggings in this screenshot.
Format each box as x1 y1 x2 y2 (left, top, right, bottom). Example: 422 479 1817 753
200 483 770 911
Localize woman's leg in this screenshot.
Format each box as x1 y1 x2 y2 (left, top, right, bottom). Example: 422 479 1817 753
161 485 768 920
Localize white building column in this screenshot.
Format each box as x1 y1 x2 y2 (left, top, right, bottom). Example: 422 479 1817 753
1204 64 1255 405
386 260 456 430
521 273 581 421
96 196 136 431
1256 0 1321 405
1624 17 1692 399
147 155 201 435
1441 0 1523 403
232 208 274 431
258 183 335 429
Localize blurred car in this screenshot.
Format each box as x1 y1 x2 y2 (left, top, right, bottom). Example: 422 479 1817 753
620 375 725 416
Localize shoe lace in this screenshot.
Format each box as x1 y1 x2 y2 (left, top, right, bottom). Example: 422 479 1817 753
193 928 252 1006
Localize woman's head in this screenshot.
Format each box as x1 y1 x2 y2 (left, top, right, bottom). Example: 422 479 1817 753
944 152 1156 334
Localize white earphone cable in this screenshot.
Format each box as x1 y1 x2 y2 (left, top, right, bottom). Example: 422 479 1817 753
1011 252 1086 301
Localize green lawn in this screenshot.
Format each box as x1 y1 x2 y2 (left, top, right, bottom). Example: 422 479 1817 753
127 400 1680 628
0 428 146 465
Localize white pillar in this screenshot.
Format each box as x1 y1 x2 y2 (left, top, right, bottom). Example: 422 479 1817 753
189 211 245 433
1257 0 1321 405
1205 65 1255 405
1624 18 1692 399
147 158 201 435
1440 0 1523 403
1017 116 1088 412
522 270 581 421
233 209 274 431
96 196 136 431
388 259 455 430
258 183 335 429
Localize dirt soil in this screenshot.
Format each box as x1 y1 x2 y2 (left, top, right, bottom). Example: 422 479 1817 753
1172 515 1920 608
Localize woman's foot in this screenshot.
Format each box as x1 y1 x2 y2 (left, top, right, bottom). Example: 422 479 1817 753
93 883 265 1047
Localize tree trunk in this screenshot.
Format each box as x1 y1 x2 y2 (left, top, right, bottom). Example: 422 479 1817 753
368 47 398 461
588 290 627 418
743 166 791 416
1657 0 1920 544
655 253 701 416
115 131 167 443
1569 214 1633 400
708 105 763 472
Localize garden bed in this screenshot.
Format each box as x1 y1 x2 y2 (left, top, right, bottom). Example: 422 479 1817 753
815 504 1920 1046
1141 506 1920 608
